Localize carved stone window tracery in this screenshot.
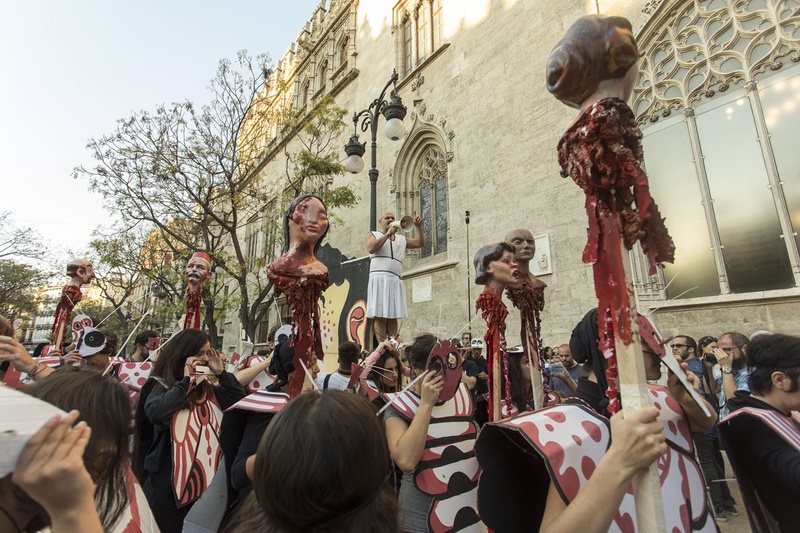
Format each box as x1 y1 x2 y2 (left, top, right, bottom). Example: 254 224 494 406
634 0 800 124
632 0 800 303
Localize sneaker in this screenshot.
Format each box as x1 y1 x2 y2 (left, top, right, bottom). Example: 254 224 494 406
724 505 739 517
715 508 728 522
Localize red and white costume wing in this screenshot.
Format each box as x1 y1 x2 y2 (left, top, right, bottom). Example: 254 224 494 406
239 355 276 392
388 383 486 532
170 389 223 508
2 356 63 389
501 403 608 502
117 362 154 391
112 468 158 533
226 391 289 413
486 385 714 532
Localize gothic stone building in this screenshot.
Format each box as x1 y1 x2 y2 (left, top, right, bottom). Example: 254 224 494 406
221 0 800 367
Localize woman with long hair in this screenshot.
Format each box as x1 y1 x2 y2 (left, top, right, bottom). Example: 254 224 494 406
358 339 403 408
0 366 157 532
135 328 246 532
229 391 397 532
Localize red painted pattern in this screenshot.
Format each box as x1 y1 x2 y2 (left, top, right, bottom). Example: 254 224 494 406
171 388 223 507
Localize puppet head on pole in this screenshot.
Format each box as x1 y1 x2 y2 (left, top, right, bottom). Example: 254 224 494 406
474 242 519 291
546 15 639 109
267 194 331 397
183 252 212 330
186 252 212 291
66 258 96 287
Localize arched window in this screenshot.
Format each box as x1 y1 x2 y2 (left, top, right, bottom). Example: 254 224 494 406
339 37 349 67
633 0 800 299
301 80 310 108
394 125 450 258
417 147 448 257
318 60 328 92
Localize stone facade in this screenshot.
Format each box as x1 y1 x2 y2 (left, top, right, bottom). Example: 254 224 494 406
221 0 800 359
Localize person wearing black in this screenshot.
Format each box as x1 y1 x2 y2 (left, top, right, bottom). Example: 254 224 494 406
719 333 800 532
134 329 246 532
219 338 319 519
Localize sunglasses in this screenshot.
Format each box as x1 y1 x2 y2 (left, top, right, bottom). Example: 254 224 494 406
670 344 688 349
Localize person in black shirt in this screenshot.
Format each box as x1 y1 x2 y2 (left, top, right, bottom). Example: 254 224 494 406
719 333 800 532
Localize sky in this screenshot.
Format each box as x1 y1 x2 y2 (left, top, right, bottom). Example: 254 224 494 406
0 0 321 262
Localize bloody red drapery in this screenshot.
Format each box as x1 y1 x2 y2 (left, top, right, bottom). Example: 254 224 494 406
476 290 510 421
268 270 330 397
557 98 674 413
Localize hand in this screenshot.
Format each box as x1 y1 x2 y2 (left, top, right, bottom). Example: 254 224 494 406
377 340 393 354
63 351 82 367
607 406 666 478
667 361 699 404
714 347 733 370
386 224 398 236
0 335 35 371
184 356 199 378
419 371 443 407
413 211 422 227
12 411 94 517
478 372 488 381
206 349 225 376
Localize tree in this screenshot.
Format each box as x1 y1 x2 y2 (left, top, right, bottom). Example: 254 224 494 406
0 259 48 329
75 51 356 342
0 211 45 260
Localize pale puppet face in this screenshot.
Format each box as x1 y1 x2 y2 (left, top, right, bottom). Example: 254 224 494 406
505 229 536 262
486 250 520 286
290 197 329 247
186 258 211 285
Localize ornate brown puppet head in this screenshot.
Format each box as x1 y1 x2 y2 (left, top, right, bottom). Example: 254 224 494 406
546 15 638 109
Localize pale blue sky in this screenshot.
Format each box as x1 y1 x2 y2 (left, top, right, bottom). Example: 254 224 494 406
0 0 320 259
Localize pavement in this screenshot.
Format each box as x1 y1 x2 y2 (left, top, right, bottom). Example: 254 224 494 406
714 452 751 533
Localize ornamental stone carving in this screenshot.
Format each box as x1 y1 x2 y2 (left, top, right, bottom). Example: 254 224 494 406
633 0 800 124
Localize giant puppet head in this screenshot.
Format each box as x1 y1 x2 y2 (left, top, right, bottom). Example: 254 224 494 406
474 242 520 288
185 252 212 290
66 259 96 287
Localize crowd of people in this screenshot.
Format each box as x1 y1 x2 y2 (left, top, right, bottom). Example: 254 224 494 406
2 11 800 529
3 295 800 532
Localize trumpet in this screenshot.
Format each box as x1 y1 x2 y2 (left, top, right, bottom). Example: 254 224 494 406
389 215 414 232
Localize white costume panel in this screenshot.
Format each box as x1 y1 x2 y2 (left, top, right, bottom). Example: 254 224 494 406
367 231 408 319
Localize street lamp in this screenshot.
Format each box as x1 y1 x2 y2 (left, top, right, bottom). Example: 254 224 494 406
344 69 407 232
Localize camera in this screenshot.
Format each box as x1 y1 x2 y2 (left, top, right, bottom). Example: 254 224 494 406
704 353 717 365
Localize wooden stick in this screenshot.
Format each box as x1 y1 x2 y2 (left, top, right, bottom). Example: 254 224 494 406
523 331 544 409
491 334 501 421
617 246 665 532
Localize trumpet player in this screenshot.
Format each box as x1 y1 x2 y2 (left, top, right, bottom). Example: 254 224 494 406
365 211 424 344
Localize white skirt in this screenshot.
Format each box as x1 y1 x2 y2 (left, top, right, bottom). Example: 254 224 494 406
366 272 408 319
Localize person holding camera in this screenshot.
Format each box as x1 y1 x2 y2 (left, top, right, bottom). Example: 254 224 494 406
365 211 424 344
673 335 737 521
548 343 585 396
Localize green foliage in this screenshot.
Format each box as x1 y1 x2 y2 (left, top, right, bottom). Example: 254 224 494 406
0 260 47 327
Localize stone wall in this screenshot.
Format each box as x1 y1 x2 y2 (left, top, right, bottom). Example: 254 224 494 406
222 0 800 353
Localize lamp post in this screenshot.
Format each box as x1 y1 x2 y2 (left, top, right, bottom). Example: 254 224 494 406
344 70 407 232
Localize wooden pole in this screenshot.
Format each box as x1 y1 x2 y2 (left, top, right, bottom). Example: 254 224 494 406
523 331 544 409
616 247 665 532
491 334 501 421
